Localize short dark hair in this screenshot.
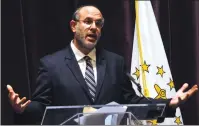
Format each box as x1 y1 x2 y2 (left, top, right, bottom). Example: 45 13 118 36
72 5 101 21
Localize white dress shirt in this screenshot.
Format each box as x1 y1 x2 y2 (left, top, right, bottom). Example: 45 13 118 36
70 41 97 84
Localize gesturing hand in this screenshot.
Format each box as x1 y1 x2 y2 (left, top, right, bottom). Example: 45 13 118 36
7 84 31 113
169 83 198 108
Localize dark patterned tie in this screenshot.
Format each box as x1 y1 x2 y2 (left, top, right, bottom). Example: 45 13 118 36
84 56 97 101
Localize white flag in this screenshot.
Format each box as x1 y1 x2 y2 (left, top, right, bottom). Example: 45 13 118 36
130 1 183 125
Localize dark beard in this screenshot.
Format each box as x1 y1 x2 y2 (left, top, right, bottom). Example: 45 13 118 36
75 25 100 51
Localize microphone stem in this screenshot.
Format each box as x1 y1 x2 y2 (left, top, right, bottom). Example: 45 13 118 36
126 73 152 103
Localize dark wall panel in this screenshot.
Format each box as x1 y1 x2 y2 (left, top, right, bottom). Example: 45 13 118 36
1 0 30 124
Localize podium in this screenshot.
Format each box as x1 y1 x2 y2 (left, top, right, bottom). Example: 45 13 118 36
41 103 166 125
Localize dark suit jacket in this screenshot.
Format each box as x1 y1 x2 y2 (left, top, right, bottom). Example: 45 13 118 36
18 45 175 124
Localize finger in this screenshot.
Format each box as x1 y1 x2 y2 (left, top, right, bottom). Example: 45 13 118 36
187 85 198 97
188 85 198 94
178 94 188 105
8 92 14 99
21 100 31 108
13 93 19 103
182 93 189 100
8 91 16 100
179 83 189 92
18 97 26 105
193 84 198 89
181 85 198 101
7 85 15 95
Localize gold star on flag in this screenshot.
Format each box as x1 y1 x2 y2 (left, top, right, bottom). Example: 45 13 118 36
156 65 166 77
147 120 157 125
154 84 167 99
167 78 175 91
174 116 182 125
133 67 140 80
140 61 150 73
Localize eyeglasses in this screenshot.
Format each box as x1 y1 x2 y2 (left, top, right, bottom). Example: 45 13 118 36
76 18 104 28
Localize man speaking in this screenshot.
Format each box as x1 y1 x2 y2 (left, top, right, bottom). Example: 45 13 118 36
7 5 198 124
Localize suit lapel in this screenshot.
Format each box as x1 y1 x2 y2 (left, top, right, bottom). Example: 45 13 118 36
95 49 106 101
64 46 93 102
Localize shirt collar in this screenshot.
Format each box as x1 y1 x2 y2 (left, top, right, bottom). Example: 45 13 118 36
70 40 96 62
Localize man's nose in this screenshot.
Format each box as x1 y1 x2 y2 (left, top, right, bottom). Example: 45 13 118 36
90 21 97 29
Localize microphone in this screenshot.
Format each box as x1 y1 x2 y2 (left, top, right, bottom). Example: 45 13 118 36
126 72 152 102
126 73 166 123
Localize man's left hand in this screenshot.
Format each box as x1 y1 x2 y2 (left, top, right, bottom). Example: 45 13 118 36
169 83 198 108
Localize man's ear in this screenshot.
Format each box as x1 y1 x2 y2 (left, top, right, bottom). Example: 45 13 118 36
70 20 77 32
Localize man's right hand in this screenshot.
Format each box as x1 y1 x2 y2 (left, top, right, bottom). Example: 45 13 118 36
7 84 31 113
